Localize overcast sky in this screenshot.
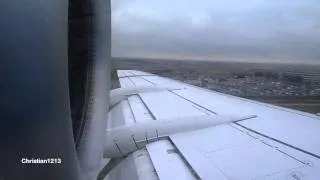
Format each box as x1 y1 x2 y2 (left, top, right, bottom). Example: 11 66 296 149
111 0 320 64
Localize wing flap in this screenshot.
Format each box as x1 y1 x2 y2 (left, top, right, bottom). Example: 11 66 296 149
146 140 196 180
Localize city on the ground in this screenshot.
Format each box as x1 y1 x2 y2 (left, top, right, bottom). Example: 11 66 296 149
113 58 320 114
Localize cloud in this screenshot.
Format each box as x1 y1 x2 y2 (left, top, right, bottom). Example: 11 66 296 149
111 0 320 64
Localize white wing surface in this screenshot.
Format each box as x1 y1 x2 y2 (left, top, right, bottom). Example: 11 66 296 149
105 70 320 180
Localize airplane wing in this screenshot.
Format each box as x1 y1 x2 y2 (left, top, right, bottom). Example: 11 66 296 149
103 70 320 180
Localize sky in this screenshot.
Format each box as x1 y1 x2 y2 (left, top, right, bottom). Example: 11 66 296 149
111 0 320 64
